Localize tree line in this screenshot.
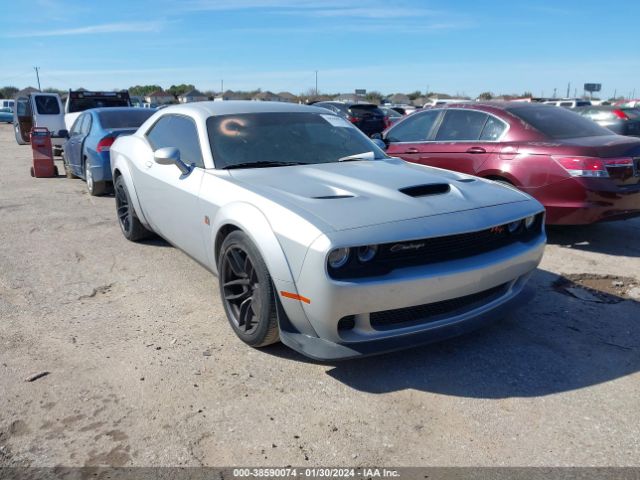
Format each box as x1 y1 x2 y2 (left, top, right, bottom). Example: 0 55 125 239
0 84 617 103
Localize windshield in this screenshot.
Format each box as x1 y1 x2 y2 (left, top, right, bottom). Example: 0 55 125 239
508 105 613 139
34 96 60 115
206 112 387 169
98 109 155 129
68 95 130 113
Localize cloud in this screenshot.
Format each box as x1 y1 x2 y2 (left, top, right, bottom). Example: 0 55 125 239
231 20 473 35
181 0 439 17
5 21 166 38
181 0 346 10
281 6 440 18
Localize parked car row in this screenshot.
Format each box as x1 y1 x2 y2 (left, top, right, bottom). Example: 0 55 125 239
575 105 640 137
12 98 640 360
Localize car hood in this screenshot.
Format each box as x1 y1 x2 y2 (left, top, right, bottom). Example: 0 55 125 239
228 158 534 231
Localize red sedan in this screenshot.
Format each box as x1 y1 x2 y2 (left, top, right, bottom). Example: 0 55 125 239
380 102 640 224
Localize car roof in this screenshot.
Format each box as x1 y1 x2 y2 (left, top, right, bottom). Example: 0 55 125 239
417 101 569 119
158 100 331 118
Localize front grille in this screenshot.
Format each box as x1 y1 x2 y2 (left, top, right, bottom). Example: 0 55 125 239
328 212 544 279
369 283 508 330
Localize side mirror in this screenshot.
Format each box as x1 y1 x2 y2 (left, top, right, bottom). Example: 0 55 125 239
59 129 69 139
371 138 387 151
154 147 191 175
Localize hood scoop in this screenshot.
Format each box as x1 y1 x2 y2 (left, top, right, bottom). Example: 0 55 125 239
312 194 355 200
400 183 450 197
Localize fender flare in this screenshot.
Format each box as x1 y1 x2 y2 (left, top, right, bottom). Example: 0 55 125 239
209 201 295 283
209 202 319 338
111 156 152 229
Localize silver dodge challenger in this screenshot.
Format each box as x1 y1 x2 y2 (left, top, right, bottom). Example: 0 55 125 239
110 101 546 360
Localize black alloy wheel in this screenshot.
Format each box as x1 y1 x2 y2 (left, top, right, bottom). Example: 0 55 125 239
218 231 279 347
114 175 151 241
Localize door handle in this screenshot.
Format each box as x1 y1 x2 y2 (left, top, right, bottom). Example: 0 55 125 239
403 147 419 154
466 146 486 154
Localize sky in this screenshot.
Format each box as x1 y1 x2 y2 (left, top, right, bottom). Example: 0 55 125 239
1 0 639 98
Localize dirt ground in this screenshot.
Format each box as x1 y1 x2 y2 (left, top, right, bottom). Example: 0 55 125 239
0 122 639 467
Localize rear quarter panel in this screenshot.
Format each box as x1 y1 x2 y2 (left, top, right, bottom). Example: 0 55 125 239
110 135 152 227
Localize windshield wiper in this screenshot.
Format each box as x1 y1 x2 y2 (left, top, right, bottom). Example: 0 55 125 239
223 161 308 170
337 151 376 162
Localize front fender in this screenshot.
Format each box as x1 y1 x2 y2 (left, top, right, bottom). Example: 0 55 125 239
110 153 152 229
208 202 297 282
208 202 319 338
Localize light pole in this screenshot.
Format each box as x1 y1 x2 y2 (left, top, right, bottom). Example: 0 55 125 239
315 70 318 97
34 66 41 90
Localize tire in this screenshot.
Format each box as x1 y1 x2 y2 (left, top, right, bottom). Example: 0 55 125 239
30 167 34 177
63 153 77 179
15 125 27 145
85 158 106 196
53 147 63 157
114 175 152 242
54 166 59 177
218 231 279 347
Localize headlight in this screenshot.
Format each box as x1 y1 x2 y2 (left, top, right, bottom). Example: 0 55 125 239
524 215 536 230
357 245 378 262
507 220 522 234
328 248 350 268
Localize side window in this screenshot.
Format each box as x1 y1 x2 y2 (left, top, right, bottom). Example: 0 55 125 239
435 110 488 141
16 98 30 116
80 115 92 135
479 116 507 141
34 96 60 115
386 110 440 142
70 115 85 136
146 115 204 168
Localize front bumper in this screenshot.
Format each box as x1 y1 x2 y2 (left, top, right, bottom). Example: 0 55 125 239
276 224 544 360
280 282 535 361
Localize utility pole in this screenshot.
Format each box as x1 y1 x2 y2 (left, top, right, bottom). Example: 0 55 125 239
34 66 41 90
315 70 318 97
220 79 223 94
566 82 570 98
553 87 557 99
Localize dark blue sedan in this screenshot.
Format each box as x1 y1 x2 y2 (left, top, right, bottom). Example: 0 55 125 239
63 107 155 195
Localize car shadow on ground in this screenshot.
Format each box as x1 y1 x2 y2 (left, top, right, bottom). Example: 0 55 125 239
546 219 640 257
266 268 640 398
139 235 172 248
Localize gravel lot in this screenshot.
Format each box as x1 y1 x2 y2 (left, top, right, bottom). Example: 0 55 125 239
0 122 639 467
